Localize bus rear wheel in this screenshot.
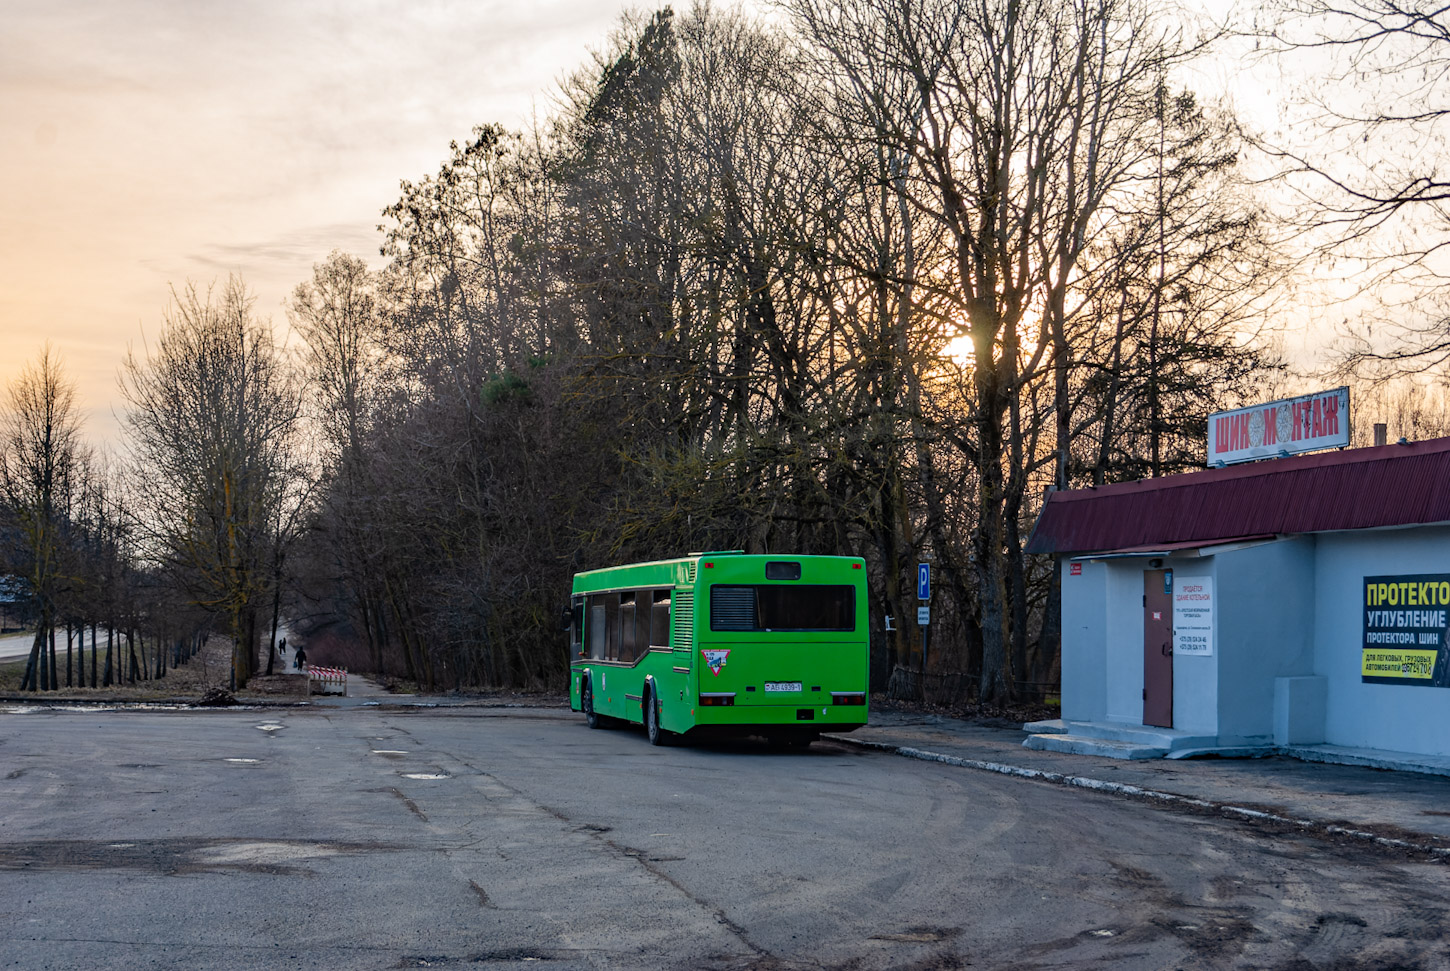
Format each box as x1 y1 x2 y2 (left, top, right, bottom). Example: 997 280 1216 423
645 686 667 746
583 678 602 730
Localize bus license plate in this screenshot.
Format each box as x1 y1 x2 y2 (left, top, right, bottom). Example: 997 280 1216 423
764 682 802 693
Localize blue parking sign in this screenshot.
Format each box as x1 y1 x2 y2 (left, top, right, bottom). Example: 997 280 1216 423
917 563 930 601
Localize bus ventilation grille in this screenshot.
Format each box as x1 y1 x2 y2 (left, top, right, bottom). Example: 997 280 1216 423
685 562 697 583
710 587 755 631
672 591 694 652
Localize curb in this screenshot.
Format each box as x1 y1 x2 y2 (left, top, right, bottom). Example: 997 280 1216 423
826 734 1450 860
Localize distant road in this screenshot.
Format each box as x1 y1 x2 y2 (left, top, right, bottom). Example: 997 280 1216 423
0 631 37 663
0 630 112 663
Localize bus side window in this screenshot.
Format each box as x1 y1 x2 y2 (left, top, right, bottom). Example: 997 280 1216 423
587 599 607 660
570 597 584 654
651 590 671 647
604 594 620 661
636 590 654 654
620 593 637 663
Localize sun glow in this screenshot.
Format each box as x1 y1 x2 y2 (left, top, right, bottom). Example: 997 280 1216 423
944 332 975 367
939 306 1044 370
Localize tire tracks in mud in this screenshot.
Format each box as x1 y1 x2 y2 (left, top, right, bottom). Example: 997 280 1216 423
832 736 1450 862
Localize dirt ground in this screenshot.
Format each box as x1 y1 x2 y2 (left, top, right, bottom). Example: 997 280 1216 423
870 693 1061 728
0 636 308 704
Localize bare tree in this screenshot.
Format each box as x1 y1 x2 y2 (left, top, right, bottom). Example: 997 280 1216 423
785 0 1248 701
288 252 390 673
1260 0 1450 376
280 1 1283 704
0 345 86 691
120 277 303 688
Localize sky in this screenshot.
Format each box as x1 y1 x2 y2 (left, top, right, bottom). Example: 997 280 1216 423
0 0 1374 451
1 0 640 446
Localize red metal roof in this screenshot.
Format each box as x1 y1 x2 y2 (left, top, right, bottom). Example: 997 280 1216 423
1026 436 1450 555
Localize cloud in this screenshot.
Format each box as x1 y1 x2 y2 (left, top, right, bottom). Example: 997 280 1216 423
189 222 386 276
0 0 642 445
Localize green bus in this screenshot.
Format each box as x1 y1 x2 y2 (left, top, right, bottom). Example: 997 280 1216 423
567 552 870 747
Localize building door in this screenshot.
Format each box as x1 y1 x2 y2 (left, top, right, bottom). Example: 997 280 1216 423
1143 569 1173 728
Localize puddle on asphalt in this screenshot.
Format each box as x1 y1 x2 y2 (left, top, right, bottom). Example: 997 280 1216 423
0 837 396 876
371 749 409 755
400 772 449 780
224 758 260 764
870 927 961 944
255 724 284 732
195 841 343 867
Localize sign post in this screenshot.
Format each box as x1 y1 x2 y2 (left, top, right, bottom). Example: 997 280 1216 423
916 563 931 691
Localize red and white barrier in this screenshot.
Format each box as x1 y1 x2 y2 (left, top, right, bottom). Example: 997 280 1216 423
308 666 348 696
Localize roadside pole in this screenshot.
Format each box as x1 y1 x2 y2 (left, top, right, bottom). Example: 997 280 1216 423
917 563 930 699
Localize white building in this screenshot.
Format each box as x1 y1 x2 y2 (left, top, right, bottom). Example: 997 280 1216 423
1025 436 1450 774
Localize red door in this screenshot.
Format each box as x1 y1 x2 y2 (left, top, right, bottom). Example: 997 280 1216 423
1143 570 1173 728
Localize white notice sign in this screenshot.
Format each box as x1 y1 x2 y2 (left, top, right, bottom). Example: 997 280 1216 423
1173 577 1214 657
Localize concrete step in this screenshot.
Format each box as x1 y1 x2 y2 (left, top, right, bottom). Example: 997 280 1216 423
1062 720 1217 751
1023 733 1168 760
1023 718 1067 734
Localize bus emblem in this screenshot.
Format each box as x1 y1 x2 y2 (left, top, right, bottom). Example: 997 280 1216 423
701 649 731 676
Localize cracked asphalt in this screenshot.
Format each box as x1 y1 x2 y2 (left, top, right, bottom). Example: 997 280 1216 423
3 705 1448 969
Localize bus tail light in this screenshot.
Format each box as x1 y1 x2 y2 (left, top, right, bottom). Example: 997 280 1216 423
699 692 735 706
831 692 866 706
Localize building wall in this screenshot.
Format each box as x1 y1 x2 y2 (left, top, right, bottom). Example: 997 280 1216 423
1212 538 1317 745
1060 512 1450 758
1314 525 1450 756
1063 540 1318 743
1062 557 1204 729
1060 559 1108 723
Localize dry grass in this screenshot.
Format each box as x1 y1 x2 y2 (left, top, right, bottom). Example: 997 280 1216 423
0 636 309 703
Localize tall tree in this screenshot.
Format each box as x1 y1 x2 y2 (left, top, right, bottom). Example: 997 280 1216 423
120 277 303 688
0 345 86 691
788 0 1277 701
290 1 1286 704
289 252 385 671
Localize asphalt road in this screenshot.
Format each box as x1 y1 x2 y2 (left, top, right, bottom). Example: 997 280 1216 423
2 706 1447 970
0 631 38 663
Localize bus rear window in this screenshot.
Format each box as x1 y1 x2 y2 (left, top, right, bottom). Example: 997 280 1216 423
709 585 855 632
